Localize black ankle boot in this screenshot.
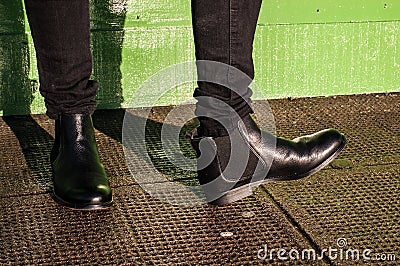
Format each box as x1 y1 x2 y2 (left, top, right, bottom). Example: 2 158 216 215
190 115 346 206
51 114 112 210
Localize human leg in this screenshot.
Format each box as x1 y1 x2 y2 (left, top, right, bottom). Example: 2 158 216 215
190 0 346 205
24 0 112 209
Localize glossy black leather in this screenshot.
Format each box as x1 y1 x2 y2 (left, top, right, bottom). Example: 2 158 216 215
239 115 346 180
190 115 346 200
51 114 112 209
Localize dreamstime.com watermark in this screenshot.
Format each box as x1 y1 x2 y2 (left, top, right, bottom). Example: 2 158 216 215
257 238 396 262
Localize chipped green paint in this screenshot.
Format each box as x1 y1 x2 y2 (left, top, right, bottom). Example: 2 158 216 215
0 0 399 115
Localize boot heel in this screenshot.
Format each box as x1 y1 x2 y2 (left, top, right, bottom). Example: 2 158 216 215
208 183 254 206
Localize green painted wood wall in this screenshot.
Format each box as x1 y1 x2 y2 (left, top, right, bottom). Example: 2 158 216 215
0 0 399 115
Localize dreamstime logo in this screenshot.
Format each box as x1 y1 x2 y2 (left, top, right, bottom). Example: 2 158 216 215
122 60 276 206
336 237 347 248
257 238 397 262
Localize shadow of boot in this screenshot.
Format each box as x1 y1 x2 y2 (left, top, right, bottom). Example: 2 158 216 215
3 115 54 193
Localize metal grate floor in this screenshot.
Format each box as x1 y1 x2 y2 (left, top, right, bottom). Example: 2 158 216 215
1 93 399 265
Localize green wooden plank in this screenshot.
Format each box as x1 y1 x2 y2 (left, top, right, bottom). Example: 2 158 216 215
0 1 25 34
254 21 400 98
17 21 400 114
0 34 33 116
2 0 400 115
123 0 191 28
119 27 195 108
121 0 400 27
260 0 400 25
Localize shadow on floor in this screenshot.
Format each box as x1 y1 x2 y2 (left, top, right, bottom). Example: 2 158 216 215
3 115 54 191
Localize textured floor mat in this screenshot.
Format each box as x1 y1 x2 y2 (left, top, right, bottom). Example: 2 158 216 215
1 93 399 264
1 186 316 265
262 164 399 265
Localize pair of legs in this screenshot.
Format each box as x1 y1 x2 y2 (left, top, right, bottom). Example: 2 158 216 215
24 0 257 122
24 0 345 209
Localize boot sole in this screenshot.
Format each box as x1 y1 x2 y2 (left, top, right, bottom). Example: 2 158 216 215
51 189 113 211
209 136 347 206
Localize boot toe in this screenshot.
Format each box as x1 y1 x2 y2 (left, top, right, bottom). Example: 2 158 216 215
311 128 346 160
53 177 113 210
53 186 113 210
292 128 346 178
71 187 112 207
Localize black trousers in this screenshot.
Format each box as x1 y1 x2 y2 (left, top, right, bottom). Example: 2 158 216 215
25 0 262 135
192 0 261 136
24 0 96 119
